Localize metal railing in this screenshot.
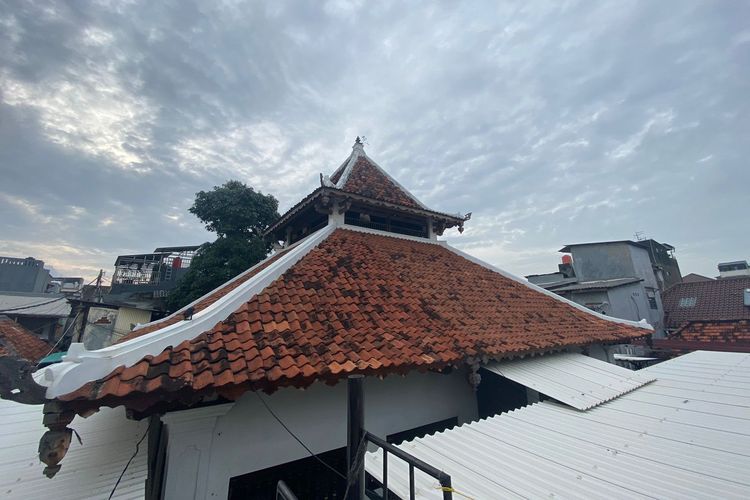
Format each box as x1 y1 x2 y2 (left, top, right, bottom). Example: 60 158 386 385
365 432 453 500
276 480 299 500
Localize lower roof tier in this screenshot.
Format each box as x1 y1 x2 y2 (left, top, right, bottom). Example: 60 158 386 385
57 227 649 411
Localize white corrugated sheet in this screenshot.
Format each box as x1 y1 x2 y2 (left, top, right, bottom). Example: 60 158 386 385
483 352 655 410
0 294 71 317
0 398 148 499
366 351 750 499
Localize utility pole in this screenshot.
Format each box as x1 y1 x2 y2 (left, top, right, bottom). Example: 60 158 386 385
94 269 103 303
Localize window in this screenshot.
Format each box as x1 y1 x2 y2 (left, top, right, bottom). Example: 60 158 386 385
647 290 658 310
678 297 696 308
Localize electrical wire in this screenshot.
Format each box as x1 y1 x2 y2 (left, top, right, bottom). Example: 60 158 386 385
35 311 81 367
256 391 375 498
255 392 347 481
0 296 67 314
108 419 151 500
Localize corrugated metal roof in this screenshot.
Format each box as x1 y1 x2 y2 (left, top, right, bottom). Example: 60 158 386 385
0 294 71 317
366 351 750 499
484 352 655 410
0 398 147 499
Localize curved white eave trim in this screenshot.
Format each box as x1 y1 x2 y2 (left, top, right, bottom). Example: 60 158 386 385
443 244 653 331
35 225 337 399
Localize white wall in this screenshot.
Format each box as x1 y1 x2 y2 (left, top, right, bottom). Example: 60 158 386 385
162 368 477 499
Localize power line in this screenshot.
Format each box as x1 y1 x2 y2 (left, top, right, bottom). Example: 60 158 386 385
35 311 81 367
108 419 151 500
0 296 66 314
255 392 347 481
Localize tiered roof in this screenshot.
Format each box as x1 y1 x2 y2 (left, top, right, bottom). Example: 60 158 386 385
37 140 651 414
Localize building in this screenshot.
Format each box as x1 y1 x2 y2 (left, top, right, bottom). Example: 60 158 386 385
528 239 672 333
657 275 750 353
66 299 156 350
718 260 750 278
47 277 85 295
60 245 201 349
0 256 83 295
0 256 53 293
107 245 200 311
14 140 651 499
635 239 682 289
0 292 70 343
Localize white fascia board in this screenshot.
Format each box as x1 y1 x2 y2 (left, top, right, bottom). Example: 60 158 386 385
132 233 307 334
443 244 653 331
35 225 337 399
339 223 443 245
335 148 360 189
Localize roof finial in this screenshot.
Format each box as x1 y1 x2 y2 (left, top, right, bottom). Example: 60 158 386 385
353 136 365 152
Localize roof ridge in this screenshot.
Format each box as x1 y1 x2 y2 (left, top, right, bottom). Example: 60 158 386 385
35 225 338 399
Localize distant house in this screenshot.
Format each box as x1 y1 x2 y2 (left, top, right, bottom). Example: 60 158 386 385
106 245 200 311
0 256 83 295
657 275 750 353
66 299 156 350
0 293 70 343
528 239 675 334
61 245 201 349
0 256 53 293
20 140 650 499
0 315 51 363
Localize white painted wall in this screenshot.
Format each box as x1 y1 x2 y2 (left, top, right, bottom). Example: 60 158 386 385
162 368 477 499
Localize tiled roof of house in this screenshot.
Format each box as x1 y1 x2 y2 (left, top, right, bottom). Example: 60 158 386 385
59 228 648 408
654 319 750 353
662 277 750 329
0 315 51 362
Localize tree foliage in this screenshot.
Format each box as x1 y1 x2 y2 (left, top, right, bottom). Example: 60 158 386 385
166 181 279 312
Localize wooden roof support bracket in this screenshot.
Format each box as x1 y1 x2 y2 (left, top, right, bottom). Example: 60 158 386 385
39 401 76 478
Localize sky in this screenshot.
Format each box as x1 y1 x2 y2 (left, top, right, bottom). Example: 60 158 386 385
1 0 748 283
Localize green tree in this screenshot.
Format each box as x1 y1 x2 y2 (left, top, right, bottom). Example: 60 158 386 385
166 181 279 311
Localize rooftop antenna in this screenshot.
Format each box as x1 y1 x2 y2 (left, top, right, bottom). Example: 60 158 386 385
634 231 646 241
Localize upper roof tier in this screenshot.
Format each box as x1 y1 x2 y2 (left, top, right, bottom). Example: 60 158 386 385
326 137 426 208
265 138 469 243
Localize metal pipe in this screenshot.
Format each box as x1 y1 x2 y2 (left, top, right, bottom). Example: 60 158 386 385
346 375 365 500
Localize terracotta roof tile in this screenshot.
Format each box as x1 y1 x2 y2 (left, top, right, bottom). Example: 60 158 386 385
337 157 422 208
61 229 647 407
654 319 750 353
0 316 51 362
117 246 293 343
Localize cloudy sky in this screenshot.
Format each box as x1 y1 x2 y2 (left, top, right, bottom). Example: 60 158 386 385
1 1 748 283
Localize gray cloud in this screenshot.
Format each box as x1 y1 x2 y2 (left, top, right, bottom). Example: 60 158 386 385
1 0 748 281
